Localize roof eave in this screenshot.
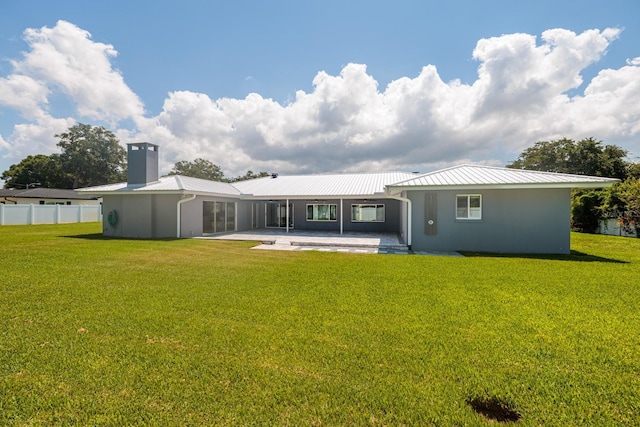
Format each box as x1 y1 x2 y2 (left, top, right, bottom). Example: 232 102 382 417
386 181 618 193
241 192 389 200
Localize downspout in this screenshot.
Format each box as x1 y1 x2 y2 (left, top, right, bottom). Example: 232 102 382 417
340 198 343 235
176 194 197 238
387 191 412 249
286 198 290 233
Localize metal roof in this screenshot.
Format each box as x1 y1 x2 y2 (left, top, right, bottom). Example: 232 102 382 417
0 188 99 200
231 172 417 198
79 175 242 196
387 164 619 191
79 166 618 199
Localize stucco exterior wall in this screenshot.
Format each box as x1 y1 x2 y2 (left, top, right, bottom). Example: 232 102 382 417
409 188 571 254
102 194 180 238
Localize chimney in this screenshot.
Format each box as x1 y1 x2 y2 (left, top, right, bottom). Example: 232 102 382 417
127 143 159 186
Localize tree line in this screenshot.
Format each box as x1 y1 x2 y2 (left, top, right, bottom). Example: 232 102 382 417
1 124 268 189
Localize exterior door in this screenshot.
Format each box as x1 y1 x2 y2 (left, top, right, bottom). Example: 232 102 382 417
266 202 294 228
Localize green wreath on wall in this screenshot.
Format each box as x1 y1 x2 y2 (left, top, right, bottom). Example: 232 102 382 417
107 210 118 228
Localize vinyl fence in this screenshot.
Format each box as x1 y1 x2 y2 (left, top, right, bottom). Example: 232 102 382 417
0 204 102 226
597 218 636 237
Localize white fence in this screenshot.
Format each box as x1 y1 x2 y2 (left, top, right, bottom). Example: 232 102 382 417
597 218 636 237
0 204 102 226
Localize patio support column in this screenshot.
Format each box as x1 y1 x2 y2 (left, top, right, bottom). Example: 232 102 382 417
340 198 343 235
286 198 289 233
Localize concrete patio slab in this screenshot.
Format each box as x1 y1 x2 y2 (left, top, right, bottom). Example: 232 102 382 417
196 230 462 256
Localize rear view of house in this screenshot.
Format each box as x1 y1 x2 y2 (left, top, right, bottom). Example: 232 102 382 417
79 143 617 254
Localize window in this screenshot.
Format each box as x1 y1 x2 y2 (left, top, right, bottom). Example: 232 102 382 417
456 195 482 220
306 204 337 221
352 204 385 222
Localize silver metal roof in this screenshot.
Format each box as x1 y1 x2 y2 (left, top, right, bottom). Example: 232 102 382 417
79 175 242 196
232 172 417 198
79 165 617 198
387 164 619 191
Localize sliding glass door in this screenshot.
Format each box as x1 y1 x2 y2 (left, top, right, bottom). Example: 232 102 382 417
265 202 293 228
203 201 236 233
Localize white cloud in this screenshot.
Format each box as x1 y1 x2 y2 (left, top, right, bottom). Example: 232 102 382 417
14 20 145 122
0 22 638 178
6 115 76 157
0 20 146 163
0 74 49 120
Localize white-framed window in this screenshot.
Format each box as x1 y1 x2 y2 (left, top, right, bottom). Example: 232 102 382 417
306 204 337 221
456 194 482 220
352 204 385 222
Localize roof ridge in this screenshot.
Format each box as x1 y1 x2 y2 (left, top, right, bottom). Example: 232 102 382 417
173 175 185 190
388 164 469 186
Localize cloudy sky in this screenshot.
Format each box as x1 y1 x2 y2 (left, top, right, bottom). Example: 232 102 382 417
1 0 639 183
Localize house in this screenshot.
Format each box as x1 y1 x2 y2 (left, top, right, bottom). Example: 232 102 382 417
0 188 101 206
78 143 617 254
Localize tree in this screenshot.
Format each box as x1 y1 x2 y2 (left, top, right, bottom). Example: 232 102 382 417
571 190 604 233
601 178 640 237
627 162 640 179
1 154 70 189
226 170 270 182
55 124 127 188
507 137 628 179
168 158 225 181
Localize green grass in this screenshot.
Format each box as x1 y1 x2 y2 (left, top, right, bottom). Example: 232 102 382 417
1 223 639 426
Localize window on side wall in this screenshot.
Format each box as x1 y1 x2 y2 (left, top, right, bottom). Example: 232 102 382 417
456 195 482 220
306 204 337 221
352 204 385 222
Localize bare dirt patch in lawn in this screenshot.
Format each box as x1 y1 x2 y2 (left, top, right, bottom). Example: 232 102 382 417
466 396 521 423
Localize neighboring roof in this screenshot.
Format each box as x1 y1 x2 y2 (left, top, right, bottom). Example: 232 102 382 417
78 175 242 197
232 172 418 198
386 164 619 192
0 188 99 200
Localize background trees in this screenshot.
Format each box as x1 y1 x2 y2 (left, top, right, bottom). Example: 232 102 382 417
56 124 126 188
2 124 126 189
507 137 628 179
1 154 68 189
168 159 268 182
168 158 224 181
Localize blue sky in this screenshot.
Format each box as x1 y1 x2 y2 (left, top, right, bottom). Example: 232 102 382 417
1 0 639 182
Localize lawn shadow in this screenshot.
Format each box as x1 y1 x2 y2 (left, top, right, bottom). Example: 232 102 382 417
63 233 181 242
461 250 628 264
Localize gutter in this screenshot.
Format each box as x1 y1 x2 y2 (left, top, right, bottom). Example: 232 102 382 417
176 194 197 238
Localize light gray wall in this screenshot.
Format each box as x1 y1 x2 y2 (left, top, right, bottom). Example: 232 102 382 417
152 195 181 238
409 188 571 254
102 194 180 238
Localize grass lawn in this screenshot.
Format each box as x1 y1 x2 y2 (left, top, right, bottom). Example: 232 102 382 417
1 223 639 426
